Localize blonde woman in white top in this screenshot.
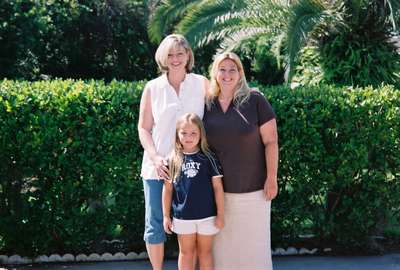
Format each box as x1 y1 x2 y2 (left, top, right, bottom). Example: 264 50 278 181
138 34 209 270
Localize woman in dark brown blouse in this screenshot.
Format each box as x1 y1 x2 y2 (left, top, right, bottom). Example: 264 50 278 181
203 52 278 270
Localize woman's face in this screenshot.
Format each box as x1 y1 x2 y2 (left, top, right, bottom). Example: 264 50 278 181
216 58 240 92
167 46 189 73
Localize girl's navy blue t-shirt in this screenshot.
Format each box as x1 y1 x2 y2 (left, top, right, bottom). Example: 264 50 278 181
172 151 223 220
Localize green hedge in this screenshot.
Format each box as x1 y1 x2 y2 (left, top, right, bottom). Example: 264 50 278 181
267 84 400 251
0 80 145 256
0 80 399 256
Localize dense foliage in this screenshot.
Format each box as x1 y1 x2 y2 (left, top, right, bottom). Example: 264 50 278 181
0 0 157 81
0 80 145 255
149 0 400 86
266 84 400 251
0 80 399 256
318 30 400 87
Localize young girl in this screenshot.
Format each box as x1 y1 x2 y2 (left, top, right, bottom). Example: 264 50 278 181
162 113 224 270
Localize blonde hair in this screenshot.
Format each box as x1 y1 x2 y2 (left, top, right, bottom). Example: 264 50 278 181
155 34 194 74
169 113 213 182
206 52 251 109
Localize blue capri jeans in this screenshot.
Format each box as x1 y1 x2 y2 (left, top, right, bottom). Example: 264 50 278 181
143 179 167 244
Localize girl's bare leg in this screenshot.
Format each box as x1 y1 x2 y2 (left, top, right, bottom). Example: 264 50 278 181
196 234 214 270
177 234 197 270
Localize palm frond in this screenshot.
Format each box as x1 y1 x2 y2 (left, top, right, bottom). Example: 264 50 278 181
384 0 400 30
286 0 343 80
176 0 290 50
148 0 201 43
176 0 248 47
218 28 269 52
189 18 248 48
270 33 286 70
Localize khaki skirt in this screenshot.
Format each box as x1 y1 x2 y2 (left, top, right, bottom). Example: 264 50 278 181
213 190 272 270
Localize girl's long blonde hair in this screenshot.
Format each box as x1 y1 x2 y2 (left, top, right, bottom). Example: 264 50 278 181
169 113 212 182
206 52 251 110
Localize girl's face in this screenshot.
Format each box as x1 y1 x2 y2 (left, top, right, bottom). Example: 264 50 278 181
167 46 189 73
178 122 200 153
216 58 240 92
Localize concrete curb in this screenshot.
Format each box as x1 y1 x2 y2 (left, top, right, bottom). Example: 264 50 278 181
0 252 149 265
0 247 323 265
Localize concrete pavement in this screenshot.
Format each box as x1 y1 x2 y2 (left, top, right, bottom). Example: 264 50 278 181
5 253 400 270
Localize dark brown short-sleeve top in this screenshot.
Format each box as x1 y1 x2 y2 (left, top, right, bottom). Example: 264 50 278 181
203 90 276 193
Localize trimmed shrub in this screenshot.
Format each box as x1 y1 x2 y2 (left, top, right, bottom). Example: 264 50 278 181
264 84 400 252
0 79 145 255
0 80 399 255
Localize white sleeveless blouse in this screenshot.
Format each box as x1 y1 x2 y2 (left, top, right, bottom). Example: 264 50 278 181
140 73 205 179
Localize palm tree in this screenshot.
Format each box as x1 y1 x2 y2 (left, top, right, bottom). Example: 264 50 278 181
148 0 400 84
148 0 289 56
147 0 340 77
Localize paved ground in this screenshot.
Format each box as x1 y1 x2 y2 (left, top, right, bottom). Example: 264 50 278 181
3 253 400 270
